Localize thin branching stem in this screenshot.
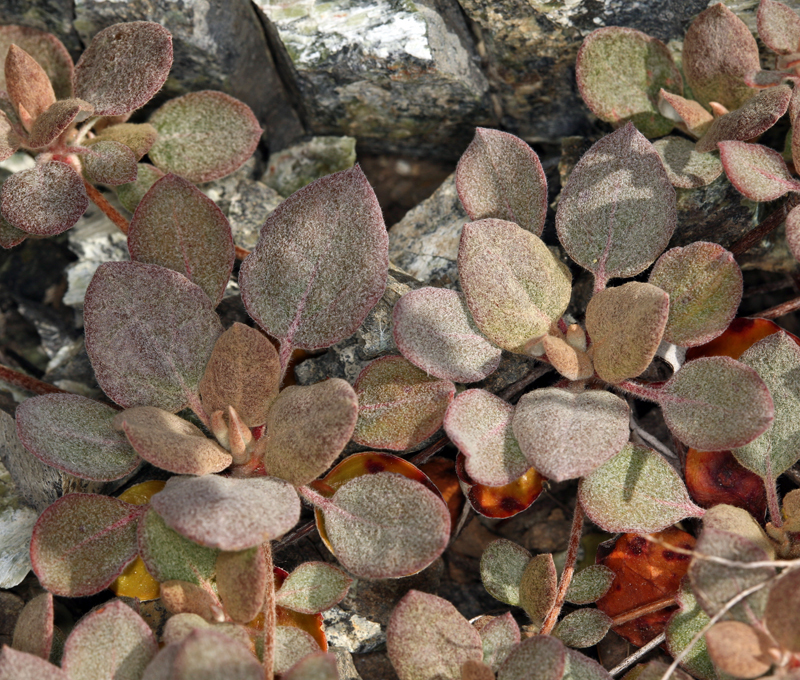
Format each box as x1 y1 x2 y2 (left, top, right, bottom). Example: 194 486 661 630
498 364 553 402
755 295 800 319
609 632 666 677
409 436 450 466
82 179 130 235
263 540 276 680
0 363 70 396
642 534 800 569
611 596 677 627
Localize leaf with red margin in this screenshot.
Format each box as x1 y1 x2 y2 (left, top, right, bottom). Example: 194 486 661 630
283 653 339 680
458 454 543 519
0 109 18 161
114 163 164 213
74 22 173 117
478 612 520 672
758 0 800 55
216 546 267 624
480 538 532 607
456 128 548 235
273 567 328 651
12 592 53 660
87 122 157 161
4 44 55 125
78 139 137 186
128 173 234 306
653 136 722 189
658 91 713 138
0 647 68 680
718 141 800 201
497 636 566 680
28 99 93 149
786 204 800 264
0 215 25 248
0 161 88 236
0 26 73 100
274 561 352 615
30 493 144 597
595 528 695 647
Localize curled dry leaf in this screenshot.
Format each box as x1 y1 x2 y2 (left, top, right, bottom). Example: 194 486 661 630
462 462 543 519
718 140 800 201
455 127 548 235
684 449 767 519
652 136 722 189
758 0 800 55
28 98 93 149
274 562 353 615
392 287 502 383
480 539 532 607
12 592 53 660
79 139 138 186
216 547 267 624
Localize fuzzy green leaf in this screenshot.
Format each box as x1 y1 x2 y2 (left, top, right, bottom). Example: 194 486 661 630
392 287 502 383
497 636 566 680
216 546 267 624
717 140 800 201
283 653 339 680
74 22 173 117
444 389 529 487
87 123 157 161
576 27 682 138
455 128 548 235
0 647 68 680
665 584 716 680
387 590 482 680
565 565 616 605
459 218 571 353
272 628 321 676
275 562 353 615
512 388 630 482
553 609 612 649
62 599 157 680
148 90 261 183
151 475 300 550
128 173 234 306
479 612 520 672
84 261 223 412
562 648 613 680
661 356 774 451
12 592 53 660
653 136 722 189
649 242 742 347
28 99 93 149
579 443 704 534
79 139 138 186
759 0 800 54
519 553 557 629
30 493 143 597
114 163 164 213
0 26 73 100
480 539 531 607
765 568 800 652
0 161 87 236
15 394 139 481
556 124 676 287
240 165 388 353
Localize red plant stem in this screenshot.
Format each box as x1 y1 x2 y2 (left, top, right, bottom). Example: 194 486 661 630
540 501 584 636
610 595 678 627
273 519 316 554
0 363 69 396
766 475 783 529
756 295 800 319
263 541 276 680
730 193 800 257
82 179 130 235
615 379 666 404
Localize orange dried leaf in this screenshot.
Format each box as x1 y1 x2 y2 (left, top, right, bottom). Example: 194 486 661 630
461 457 543 519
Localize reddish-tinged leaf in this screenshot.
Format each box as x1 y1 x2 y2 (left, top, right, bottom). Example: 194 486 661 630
696 86 792 153
512 388 630 482
744 68 796 87
649 242 742 347
0 647 68 680
387 590 482 680
217 546 267 624
30 493 144 597
653 136 722 189
576 27 682 138
580 444 704 534
556 124 676 287
160 580 223 621
261 379 357 486
686 316 800 361
240 166 388 353
497 636 566 680
718 140 800 201
273 568 328 652
161 614 251 649
28 98 93 149
658 91 713 138
683 4 760 110
479 612 520 672
128 173 234 306
463 461 543 519
765 568 800 652
151 475 300 550
392 287 502 383
0 161 87 236
0 215 25 248
788 204 800 263
596 529 695 646
455 128 547 235
758 0 800 54
74 22 173 116
5 44 55 125
282 653 339 680
661 356 774 451
114 163 164 213
0 110 18 161
84 261 223 412
565 565 616 605
480 539 532 607
685 449 767 520
79 139 138 186
148 629 263 680
705 620 773 679
87 122 157 160
459 218 571 352
148 90 261 183
353 356 455 451
274 562 352 615
61 599 157 680
12 592 53 659
0 26 73 100
519 553 557 628
199 323 280 428
444 389 528 487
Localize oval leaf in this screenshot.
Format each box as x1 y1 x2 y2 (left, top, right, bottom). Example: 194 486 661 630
705 620 773 679
240 165 388 353
87 122 158 161
497 636 566 680
0 25 73 99
512 387 630 482
148 90 261 183
283 653 339 680
74 21 173 116
4 43 55 124
479 612 520 672
579 443 704 534
393 287 502 383
30 493 143 597
455 128 547 235
519 553 557 629
154 629 263 680
114 163 164 213
84 261 223 412
765 568 800 652
79 139 137 186
12 592 53 660
718 140 800 201
274 626 322 676
565 565 616 605
216 546 267 624
480 539 532 607
275 562 353 615
16 393 139 481
553 609 613 649
665 584 716 680
556 123 676 287
658 92 713 139
653 136 722 189
387 590 482 680
458 218 571 352
160 580 223 621
28 98 93 149
661 356 774 451
0 647 69 680
759 0 800 54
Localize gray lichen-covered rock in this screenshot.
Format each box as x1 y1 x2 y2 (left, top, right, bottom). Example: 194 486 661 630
73 0 304 150
254 0 494 157
264 136 357 197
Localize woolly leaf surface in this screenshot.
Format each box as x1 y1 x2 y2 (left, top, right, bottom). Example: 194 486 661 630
62 599 157 680
161 614 251 649
0 25 73 99
275 562 353 615
387 590 482 680
787 204 800 263
512 388 630 482
585 282 669 384
0 215 25 248
128 173 234 306
497 636 565 680
79 139 137 186
216 546 267 624
444 389 528 487
353 355 454 451
543 335 593 381
159 580 222 621
519 553 557 628
240 165 388 351
657 91 713 138
392 287 502 382
274 627 322 675
319 472 450 579
553 609 612 649
0 647 68 680
155 629 263 680
4 44 55 124
199 322 280 428
479 612 519 672
455 128 547 235
479 539 531 607
74 21 172 116
649 242 742 347
705 621 772 679
458 218 571 352
151 475 300 550
262 379 358 486
758 0 800 54
114 163 163 213
579 443 703 533
16 393 139 481
664 584 716 680
556 124 676 286
0 161 87 235
718 140 800 201
11 592 53 659
565 565 616 605
88 122 157 160
0 110 18 161
765 568 800 652
83 261 223 412
283 653 339 680
576 27 681 138
30 493 143 597
662 356 774 451
28 99 92 149
653 136 722 189
149 90 261 183
561 648 613 680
